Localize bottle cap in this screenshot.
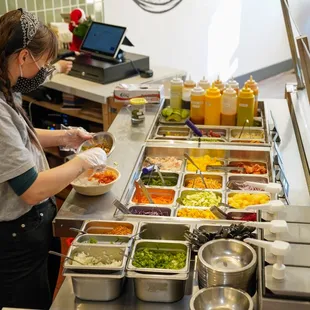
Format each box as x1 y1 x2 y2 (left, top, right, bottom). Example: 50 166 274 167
171 77 184 85
245 75 258 90
184 75 196 88
223 85 237 97
239 86 254 99
198 76 210 90
206 86 221 97
213 76 224 90
191 86 205 96
227 77 239 90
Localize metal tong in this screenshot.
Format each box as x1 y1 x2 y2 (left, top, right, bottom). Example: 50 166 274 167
113 199 131 214
136 179 154 204
184 153 208 189
206 165 245 173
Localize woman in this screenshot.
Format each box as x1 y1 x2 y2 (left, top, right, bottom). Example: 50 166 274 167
0 9 107 310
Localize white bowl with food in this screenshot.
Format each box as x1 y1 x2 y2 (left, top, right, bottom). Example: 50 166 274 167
77 132 116 157
71 166 121 196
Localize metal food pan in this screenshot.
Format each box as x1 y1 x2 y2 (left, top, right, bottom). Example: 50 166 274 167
182 173 224 190
73 234 131 245
227 160 268 176
196 223 231 233
142 156 184 172
226 191 271 209
127 270 188 303
229 129 265 141
130 187 177 206
64 244 128 272
128 205 173 217
137 221 191 241
80 220 137 236
227 175 269 191
186 158 225 173
191 127 228 140
177 189 224 207
140 172 180 188
63 269 125 301
127 240 190 274
175 206 218 220
155 126 190 140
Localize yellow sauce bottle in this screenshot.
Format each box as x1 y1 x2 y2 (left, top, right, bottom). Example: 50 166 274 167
213 76 225 94
190 86 205 124
204 86 221 125
170 77 183 109
198 76 210 92
226 77 239 94
221 86 237 126
237 86 254 127
245 75 259 116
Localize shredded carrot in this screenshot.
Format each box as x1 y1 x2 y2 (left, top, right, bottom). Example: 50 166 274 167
106 225 132 235
89 170 117 184
132 193 174 205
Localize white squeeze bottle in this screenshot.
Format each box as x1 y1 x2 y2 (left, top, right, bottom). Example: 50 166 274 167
170 77 183 109
226 77 239 94
221 85 237 126
198 76 210 92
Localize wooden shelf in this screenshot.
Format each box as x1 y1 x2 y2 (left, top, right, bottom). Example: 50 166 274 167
23 95 103 125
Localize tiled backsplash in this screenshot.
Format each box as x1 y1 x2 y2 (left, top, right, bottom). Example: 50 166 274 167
0 0 104 24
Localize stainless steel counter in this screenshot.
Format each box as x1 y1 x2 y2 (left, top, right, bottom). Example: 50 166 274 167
51 97 310 309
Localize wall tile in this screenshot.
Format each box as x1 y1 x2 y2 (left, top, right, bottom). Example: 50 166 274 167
46 10 54 24
37 11 45 23
17 0 26 9
62 0 70 6
8 1 17 11
45 0 53 9
0 4 7 15
27 0 36 11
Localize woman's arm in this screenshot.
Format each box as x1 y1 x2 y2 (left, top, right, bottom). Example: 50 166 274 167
20 148 106 205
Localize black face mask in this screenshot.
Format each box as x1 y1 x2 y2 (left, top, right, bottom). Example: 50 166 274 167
13 66 53 94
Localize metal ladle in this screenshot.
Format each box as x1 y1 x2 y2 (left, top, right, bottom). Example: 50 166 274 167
184 153 208 189
48 250 85 265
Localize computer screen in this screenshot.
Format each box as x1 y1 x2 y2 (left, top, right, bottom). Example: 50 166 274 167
81 22 127 58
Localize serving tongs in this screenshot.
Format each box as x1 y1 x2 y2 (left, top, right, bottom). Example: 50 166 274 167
113 199 131 214
184 153 208 189
142 164 166 186
206 165 245 173
48 250 86 266
135 179 154 204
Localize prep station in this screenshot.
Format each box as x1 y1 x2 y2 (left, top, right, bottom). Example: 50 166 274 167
50 93 310 309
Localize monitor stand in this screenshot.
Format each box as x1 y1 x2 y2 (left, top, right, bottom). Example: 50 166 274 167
91 49 125 64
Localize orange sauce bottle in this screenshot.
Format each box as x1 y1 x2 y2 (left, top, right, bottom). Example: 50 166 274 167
190 86 205 124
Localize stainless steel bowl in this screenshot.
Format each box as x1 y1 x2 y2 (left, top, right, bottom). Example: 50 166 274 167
198 239 256 273
190 287 254 310
77 132 116 157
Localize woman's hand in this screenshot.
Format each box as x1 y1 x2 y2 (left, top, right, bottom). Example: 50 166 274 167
55 60 73 74
62 128 93 149
76 147 107 169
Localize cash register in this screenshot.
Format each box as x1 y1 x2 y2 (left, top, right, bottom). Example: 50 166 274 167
66 22 150 84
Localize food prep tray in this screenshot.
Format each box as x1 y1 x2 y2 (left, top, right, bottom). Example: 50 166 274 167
127 240 191 274
126 270 188 303
175 206 217 220
80 220 138 237
142 156 185 172
155 126 191 140
226 191 271 210
177 189 224 207
64 244 128 272
128 205 173 217
63 269 125 301
227 175 269 191
137 221 191 241
73 234 131 245
182 173 225 190
140 172 180 188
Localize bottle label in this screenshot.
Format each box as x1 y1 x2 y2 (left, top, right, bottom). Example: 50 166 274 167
239 103 248 108
191 101 203 108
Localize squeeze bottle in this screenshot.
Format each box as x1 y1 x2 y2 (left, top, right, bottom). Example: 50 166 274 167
190 86 205 125
213 76 225 94
184 75 196 89
204 86 221 125
198 76 210 92
237 86 255 126
170 77 183 109
226 77 239 94
182 75 196 109
245 75 259 116
221 86 237 126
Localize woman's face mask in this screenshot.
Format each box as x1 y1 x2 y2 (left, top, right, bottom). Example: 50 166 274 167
13 52 54 94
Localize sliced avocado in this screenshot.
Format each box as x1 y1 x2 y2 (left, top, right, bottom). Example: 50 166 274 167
181 109 190 119
172 108 182 116
166 114 182 122
162 107 173 117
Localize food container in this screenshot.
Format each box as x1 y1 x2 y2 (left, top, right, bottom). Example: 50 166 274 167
77 132 115 156
197 223 231 233
141 172 180 187
131 188 176 205
227 191 271 209
127 271 188 303
128 206 172 217
183 174 224 190
190 286 254 310
192 127 227 140
230 129 265 141
137 222 191 241
63 269 125 301
64 244 128 272
80 220 137 237
176 207 218 220
177 190 223 207
142 156 184 172
155 126 190 140
227 175 269 191
127 240 190 274
197 239 257 291
186 157 224 173
71 166 121 196
73 234 131 245
228 161 268 175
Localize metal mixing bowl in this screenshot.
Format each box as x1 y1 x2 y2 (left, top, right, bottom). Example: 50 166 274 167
198 239 257 273
190 287 254 310
77 132 115 157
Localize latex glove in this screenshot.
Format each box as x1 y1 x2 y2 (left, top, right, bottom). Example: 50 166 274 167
54 60 73 74
62 128 93 149
76 147 107 169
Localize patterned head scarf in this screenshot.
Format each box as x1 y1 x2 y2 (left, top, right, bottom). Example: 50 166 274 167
5 8 40 56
